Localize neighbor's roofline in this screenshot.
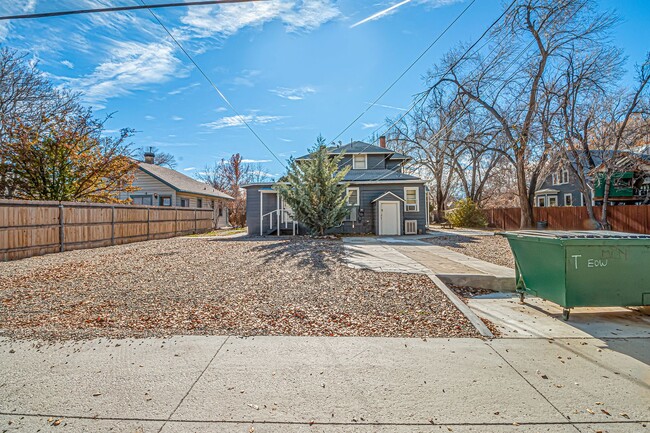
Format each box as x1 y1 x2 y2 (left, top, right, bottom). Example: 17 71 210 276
138 165 234 200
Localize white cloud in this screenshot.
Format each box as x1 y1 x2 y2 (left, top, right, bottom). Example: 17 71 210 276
351 0 412 28
269 86 316 100
64 40 183 106
350 0 461 28
229 69 261 88
183 167 196 171
171 116 184 121
368 102 407 111
215 107 228 112
241 159 271 163
362 122 380 129
202 114 285 130
178 0 340 40
0 0 36 41
168 82 201 95
61 60 74 69
145 115 155 120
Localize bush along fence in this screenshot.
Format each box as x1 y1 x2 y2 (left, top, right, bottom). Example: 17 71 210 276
0 199 217 261
485 205 650 234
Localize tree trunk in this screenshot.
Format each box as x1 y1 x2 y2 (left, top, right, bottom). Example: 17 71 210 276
599 172 612 230
515 152 534 228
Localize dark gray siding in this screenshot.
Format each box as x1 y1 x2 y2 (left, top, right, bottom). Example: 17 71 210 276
385 159 403 170
246 182 428 236
328 182 427 235
245 186 279 235
338 154 387 171
536 169 584 207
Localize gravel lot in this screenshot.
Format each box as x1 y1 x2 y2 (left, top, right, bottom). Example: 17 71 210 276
0 237 479 340
424 234 515 269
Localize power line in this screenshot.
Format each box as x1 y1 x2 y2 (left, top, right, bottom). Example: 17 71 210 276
0 0 263 21
138 0 286 167
330 0 477 144
370 0 587 186
344 0 517 183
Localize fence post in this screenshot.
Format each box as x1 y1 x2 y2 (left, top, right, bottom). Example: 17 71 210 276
147 207 151 240
58 203 65 252
194 209 197 234
111 206 115 245
175 208 178 236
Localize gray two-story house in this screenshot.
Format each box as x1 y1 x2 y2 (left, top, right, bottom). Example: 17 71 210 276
243 137 428 236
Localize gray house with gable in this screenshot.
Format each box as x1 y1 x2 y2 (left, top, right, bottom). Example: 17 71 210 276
243 137 429 236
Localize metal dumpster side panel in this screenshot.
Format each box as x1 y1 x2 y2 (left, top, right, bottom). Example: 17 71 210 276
505 236 567 306
564 240 650 308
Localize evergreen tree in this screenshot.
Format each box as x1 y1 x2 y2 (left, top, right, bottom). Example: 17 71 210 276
276 135 350 236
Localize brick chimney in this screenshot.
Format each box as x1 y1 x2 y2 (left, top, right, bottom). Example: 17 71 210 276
379 135 386 148
143 147 155 164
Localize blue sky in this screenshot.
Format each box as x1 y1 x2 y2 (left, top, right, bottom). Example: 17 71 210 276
2 0 649 178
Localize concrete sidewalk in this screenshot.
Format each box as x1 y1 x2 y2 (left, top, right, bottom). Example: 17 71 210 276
1 335 648 432
343 236 515 291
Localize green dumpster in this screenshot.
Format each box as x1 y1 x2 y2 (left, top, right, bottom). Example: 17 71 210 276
500 230 650 320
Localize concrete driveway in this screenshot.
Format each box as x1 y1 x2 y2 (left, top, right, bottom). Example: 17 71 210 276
343 235 515 291
1 334 648 432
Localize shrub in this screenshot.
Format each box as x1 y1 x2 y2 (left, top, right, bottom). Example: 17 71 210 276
446 199 487 228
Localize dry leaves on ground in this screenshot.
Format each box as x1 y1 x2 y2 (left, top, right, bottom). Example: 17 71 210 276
0 237 479 340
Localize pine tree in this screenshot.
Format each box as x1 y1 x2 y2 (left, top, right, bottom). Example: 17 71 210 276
276 135 350 236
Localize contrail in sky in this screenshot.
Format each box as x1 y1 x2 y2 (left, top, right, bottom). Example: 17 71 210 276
350 0 413 28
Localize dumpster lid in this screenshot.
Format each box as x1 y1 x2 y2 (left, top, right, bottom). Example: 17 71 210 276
502 230 650 239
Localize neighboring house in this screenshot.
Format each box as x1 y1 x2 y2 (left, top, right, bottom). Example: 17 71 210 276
243 137 429 236
121 151 234 228
535 164 586 207
592 153 650 205
535 149 650 207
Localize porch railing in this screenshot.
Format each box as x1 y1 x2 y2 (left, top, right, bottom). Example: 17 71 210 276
261 209 297 236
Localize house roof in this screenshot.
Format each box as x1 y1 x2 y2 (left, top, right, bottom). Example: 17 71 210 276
296 141 411 161
138 162 234 200
372 191 405 203
344 169 422 182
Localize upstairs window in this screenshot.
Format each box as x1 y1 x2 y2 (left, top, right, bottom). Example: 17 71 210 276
552 168 569 185
352 154 367 170
197 198 203 208
404 187 419 212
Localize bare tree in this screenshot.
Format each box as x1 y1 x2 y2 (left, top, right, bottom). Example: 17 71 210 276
430 0 616 227
199 153 272 227
388 91 462 222
135 146 177 168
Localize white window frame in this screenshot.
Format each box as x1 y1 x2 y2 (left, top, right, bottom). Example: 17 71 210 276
404 187 419 212
346 187 360 206
580 193 585 207
352 154 367 170
551 173 559 186
537 196 546 207
561 168 569 184
548 196 558 207
563 193 572 207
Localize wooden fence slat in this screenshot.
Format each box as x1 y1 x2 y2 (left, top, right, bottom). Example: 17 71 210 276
0 199 216 261
486 205 650 234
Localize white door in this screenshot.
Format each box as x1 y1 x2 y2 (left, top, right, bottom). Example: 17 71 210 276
379 202 399 235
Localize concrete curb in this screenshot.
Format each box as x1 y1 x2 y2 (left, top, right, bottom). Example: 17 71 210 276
426 273 494 339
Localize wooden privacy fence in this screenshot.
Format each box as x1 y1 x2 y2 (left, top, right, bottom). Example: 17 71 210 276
0 199 216 261
485 205 650 234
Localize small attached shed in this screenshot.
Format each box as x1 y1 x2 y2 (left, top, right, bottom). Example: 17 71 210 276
372 192 405 236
